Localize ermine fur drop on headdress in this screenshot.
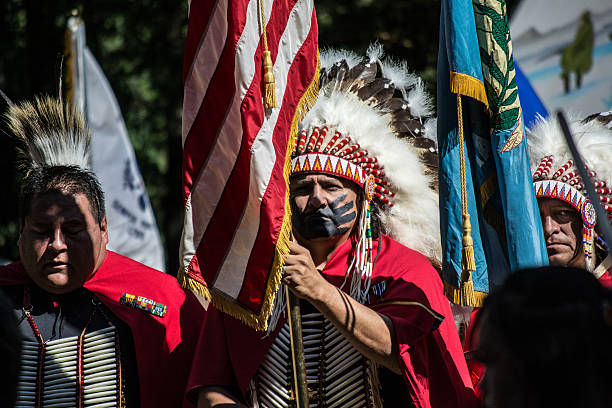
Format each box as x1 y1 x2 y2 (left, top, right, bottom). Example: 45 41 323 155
5 96 91 173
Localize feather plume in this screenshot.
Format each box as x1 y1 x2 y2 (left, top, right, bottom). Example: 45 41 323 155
405 77 434 119
423 118 437 142
319 48 361 72
366 42 384 63
379 58 410 89
356 78 394 107
5 96 90 173
528 113 612 186
0 88 14 107
583 110 612 129
378 57 421 102
297 43 441 262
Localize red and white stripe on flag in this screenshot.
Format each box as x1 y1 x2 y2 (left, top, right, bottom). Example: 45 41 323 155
178 0 319 331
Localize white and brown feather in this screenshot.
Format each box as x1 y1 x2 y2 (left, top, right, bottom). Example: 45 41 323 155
297 46 441 263
5 96 90 174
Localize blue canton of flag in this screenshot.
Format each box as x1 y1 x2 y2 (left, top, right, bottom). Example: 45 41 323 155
437 0 548 306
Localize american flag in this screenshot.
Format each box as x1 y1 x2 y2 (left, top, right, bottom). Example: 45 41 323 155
179 0 319 330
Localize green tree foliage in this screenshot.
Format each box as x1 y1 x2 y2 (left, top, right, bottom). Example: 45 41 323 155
0 0 187 271
0 0 518 271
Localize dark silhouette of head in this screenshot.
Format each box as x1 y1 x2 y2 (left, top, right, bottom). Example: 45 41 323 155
477 266 612 408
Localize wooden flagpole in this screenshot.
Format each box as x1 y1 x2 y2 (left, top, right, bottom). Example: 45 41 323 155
285 286 310 408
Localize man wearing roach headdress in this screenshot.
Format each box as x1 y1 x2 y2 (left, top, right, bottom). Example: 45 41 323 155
188 45 477 408
0 96 205 407
528 111 612 287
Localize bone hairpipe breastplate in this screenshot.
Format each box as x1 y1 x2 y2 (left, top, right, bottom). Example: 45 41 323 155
251 311 382 408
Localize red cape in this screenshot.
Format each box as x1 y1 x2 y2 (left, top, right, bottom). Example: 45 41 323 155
0 250 205 408
187 235 477 408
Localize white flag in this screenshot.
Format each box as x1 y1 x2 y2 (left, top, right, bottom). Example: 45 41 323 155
67 16 165 271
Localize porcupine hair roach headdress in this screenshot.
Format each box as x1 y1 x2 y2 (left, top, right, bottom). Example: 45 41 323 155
528 111 612 272
291 44 440 303
4 95 105 224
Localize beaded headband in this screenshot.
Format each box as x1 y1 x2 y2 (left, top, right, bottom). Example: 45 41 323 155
291 126 383 203
532 157 601 228
529 113 612 271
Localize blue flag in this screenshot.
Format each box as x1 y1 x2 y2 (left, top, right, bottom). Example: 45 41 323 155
514 60 549 128
437 0 548 306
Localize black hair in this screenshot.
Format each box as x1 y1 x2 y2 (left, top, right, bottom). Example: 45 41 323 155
19 165 106 226
478 266 612 408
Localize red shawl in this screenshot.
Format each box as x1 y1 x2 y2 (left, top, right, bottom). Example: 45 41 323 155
187 235 477 408
0 250 205 408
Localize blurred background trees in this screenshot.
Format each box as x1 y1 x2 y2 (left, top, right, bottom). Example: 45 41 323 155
0 0 518 273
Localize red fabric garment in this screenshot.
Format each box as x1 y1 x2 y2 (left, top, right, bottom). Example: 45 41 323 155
0 251 205 408
462 308 485 402
187 235 477 408
598 269 612 289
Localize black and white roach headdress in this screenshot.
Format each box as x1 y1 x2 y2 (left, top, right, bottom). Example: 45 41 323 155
292 44 441 302
5 95 91 174
529 111 612 271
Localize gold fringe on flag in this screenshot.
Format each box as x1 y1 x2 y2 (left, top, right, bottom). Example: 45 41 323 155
177 267 211 302
259 0 277 109
449 71 489 110
179 52 321 331
443 282 487 308
257 51 320 330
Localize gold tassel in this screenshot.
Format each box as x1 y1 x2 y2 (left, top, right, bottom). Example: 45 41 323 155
259 0 276 109
461 213 476 271
456 94 477 306
459 269 476 306
444 282 487 307
263 50 277 109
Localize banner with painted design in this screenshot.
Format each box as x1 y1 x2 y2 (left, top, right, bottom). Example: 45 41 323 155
510 0 612 116
65 16 165 271
437 0 548 306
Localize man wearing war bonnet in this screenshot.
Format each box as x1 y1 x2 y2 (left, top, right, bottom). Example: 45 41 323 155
463 112 612 396
0 96 204 407
188 46 477 408
528 111 612 287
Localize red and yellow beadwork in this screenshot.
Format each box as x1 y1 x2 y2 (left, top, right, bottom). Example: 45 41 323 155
291 125 394 206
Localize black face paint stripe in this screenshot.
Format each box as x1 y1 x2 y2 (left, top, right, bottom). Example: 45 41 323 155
291 193 357 240
332 200 357 226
